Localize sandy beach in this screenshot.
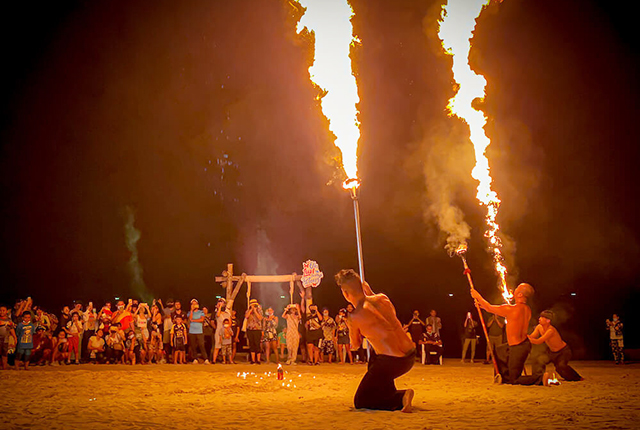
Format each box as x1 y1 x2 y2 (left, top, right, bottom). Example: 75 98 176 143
0 360 637 430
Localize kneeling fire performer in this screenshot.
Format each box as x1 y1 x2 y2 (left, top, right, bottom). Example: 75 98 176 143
471 283 535 385
528 310 583 385
335 269 415 412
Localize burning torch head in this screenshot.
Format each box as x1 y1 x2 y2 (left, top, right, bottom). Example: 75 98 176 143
455 243 468 257
343 178 361 200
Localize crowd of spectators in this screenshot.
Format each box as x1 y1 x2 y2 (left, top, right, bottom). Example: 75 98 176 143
0 295 376 370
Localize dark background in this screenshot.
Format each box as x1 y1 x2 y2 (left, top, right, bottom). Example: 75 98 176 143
1 0 638 359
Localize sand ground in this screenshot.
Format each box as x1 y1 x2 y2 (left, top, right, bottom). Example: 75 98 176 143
0 360 637 430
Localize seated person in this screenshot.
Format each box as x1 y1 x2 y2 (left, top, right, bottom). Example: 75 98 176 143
420 324 443 365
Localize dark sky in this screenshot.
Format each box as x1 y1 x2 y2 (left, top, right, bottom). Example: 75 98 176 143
1 0 638 358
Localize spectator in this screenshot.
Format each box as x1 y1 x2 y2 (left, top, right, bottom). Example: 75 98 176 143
231 309 240 363
171 300 187 323
112 300 133 332
187 299 209 364
82 302 98 362
220 318 234 364
263 307 280 364
421 324 443 365
202 306 214 357
461 312 478 363
15 312 36 370
31 327 53 366
245 299 263 365
171 314 188 364
160 299 174 362
278 327 287 359
52 330 69 365
404 310 426 360
57 306 71 336
606 314 624 364
105 325 125 364
88 329 106 364
321 308 336 364
336 308 353 364
305 304 323 365
149 324 164 364
65 312 83 364
485 313 505 365
212 298 231 363
0 305 16 370
125 329 141 365
426 309 442 337
282 304 301 365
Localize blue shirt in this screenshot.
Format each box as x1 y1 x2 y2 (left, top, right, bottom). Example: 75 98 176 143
16 322 36 348
188 310 204 334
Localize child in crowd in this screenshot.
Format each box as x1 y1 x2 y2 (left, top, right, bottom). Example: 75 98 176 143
0 305 17 370
278 327 287 359
220 318 234 364
149 325 164 364
15 312 36 370
171 315 188 364
88 329 106 364
65 312 83 364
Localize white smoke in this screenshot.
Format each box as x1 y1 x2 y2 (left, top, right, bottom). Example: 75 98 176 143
124 206 150 301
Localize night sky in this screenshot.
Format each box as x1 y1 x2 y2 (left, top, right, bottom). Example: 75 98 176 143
1 0 638 359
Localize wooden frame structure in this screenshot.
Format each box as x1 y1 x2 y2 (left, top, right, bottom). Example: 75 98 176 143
214 264 315 312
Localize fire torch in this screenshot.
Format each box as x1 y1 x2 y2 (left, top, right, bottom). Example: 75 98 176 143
455 243 500 379
345 178 365 283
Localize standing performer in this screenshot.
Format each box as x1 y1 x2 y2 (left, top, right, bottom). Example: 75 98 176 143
336 269 415 412
471 283 534 385
528 310 583 384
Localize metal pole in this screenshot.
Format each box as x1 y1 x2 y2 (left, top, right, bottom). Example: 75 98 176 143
349 184 365 283
456 247 500 379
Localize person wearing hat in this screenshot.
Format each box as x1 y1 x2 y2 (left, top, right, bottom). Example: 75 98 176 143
528 310 583 385
188 299 209 364
245 299 263 364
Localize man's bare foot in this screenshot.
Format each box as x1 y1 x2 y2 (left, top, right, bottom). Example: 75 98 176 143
401 389 414 413
494 373 502 384
543 372 551 387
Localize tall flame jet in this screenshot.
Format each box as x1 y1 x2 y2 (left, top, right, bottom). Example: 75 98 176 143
438 0 512 303
296 0 360 185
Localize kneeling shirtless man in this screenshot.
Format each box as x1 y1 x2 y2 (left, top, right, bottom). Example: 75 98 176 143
336 269 416 412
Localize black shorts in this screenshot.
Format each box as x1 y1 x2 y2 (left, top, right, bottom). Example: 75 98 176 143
306 329 323 346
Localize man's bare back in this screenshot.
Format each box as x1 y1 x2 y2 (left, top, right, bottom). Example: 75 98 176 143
349 294 415 357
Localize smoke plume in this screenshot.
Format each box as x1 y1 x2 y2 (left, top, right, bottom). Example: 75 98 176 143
422 123 474 255
124 206 149 301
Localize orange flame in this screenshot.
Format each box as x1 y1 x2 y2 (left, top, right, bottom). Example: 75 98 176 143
438 0 512 303
296 0 361 186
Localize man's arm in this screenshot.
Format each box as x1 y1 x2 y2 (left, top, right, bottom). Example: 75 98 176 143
470 289 511 317
528 326 555 345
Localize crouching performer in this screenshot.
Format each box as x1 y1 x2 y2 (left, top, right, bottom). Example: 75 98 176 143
528 310 583 385
335 269 415 412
